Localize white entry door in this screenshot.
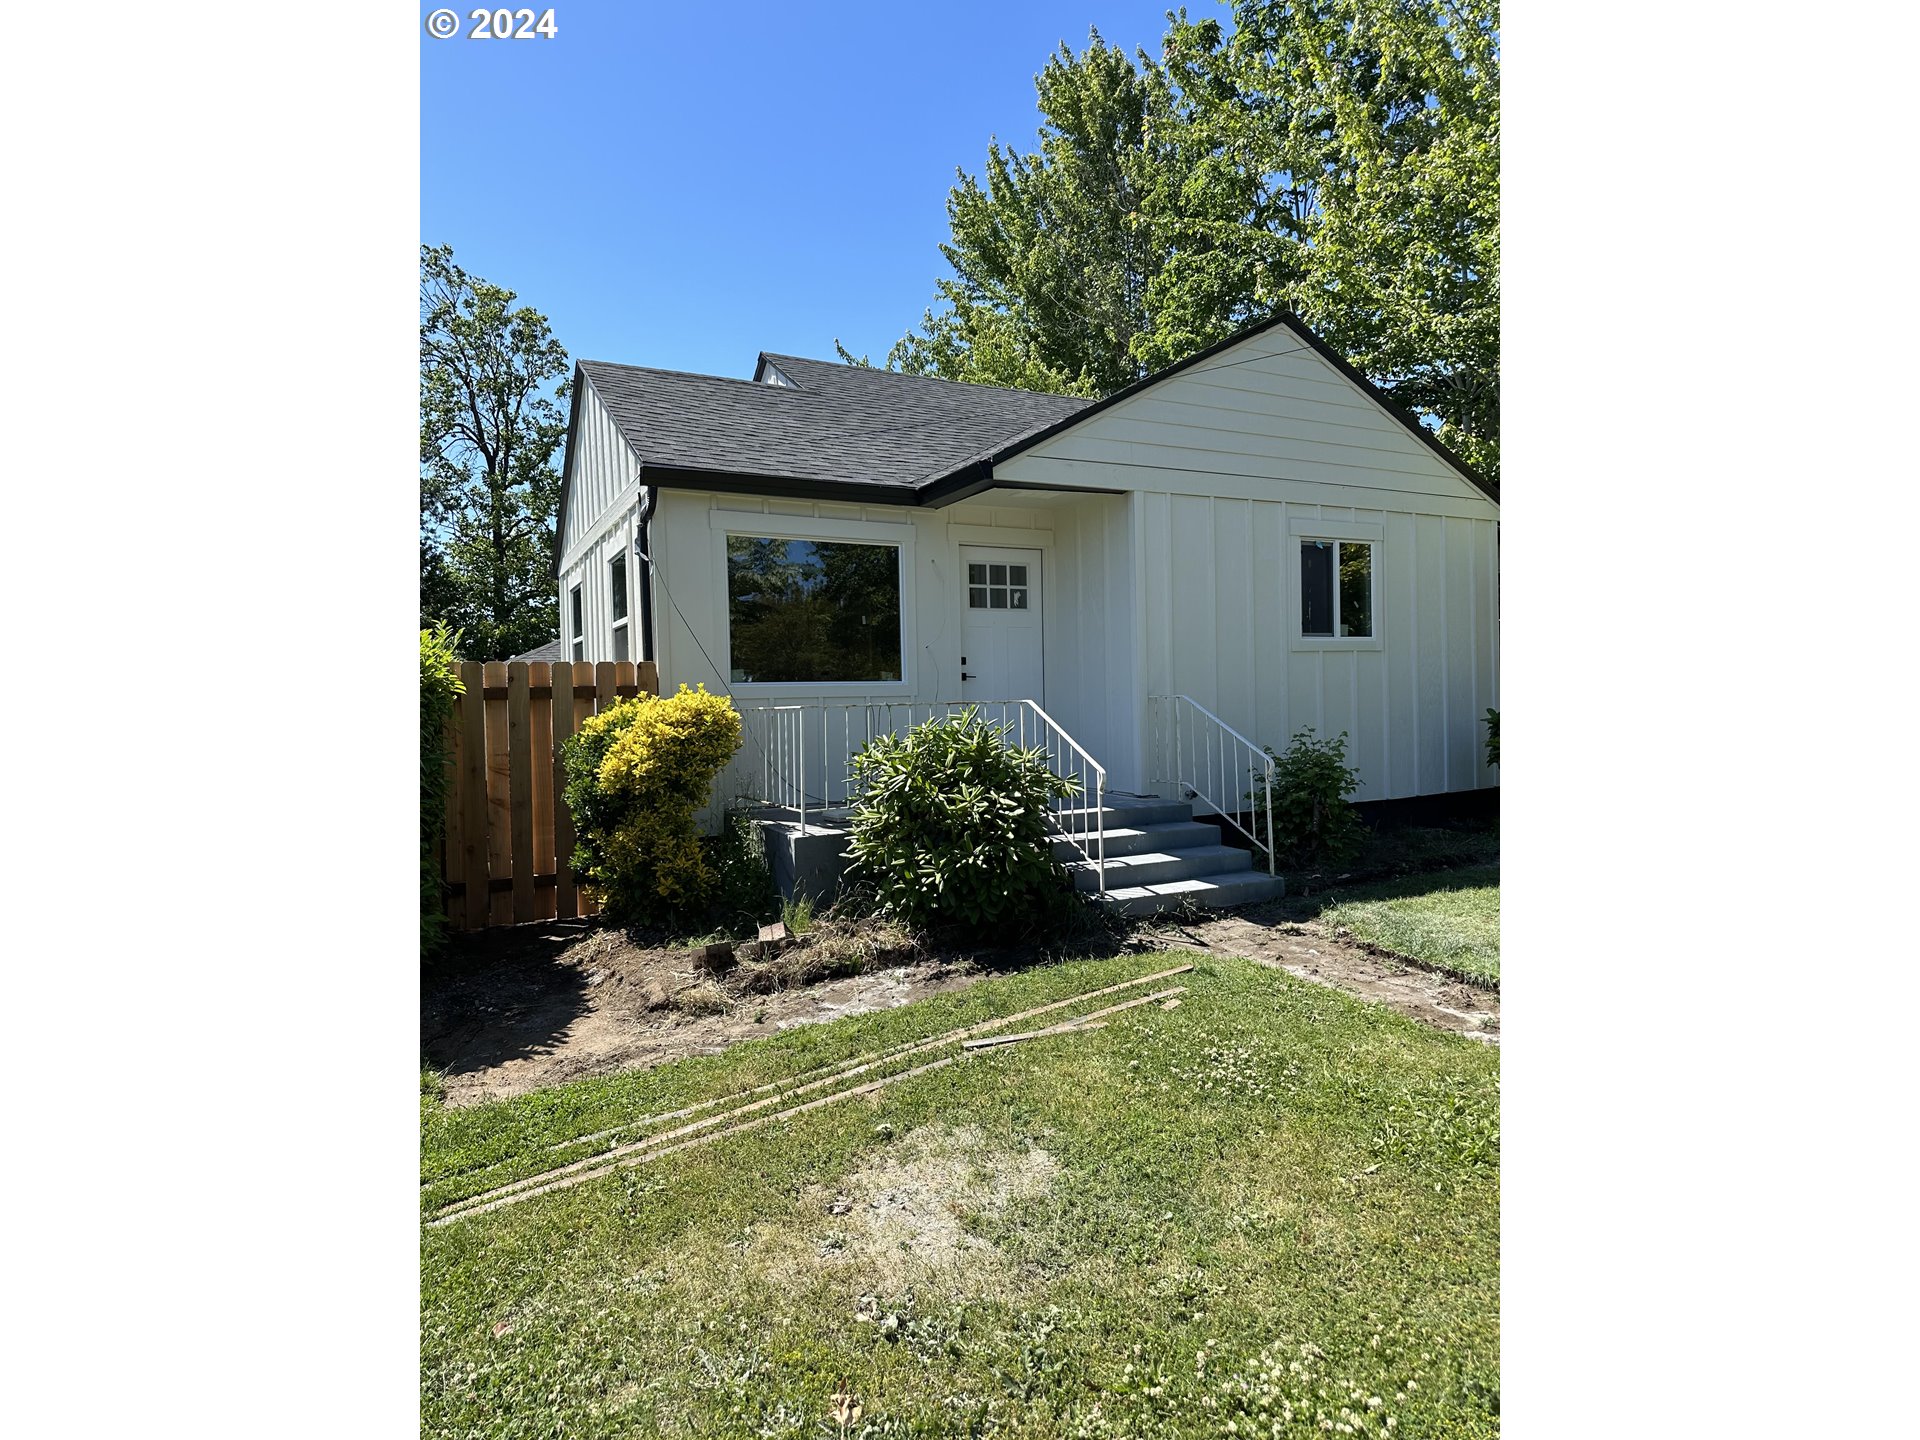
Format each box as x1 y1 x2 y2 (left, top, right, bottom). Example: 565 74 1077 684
959 546 1043 704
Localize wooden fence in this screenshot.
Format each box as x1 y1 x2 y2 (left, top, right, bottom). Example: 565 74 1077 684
441 659 659 930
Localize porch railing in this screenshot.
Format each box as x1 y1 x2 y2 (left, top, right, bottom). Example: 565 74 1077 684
1146 694 1276 875
736 700 1107 891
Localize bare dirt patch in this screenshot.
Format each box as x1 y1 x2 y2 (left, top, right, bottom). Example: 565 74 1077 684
423 890 1497 1108
1141 904 1500 1043
803 1124 1060 1281
719 1123 1062 1306
422 919 984 1107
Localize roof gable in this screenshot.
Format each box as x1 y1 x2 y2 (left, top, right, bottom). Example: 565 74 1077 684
920 313 1496 506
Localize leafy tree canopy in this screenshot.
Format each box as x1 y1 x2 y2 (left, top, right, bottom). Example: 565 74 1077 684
420 243 571 659
886 3 1499 479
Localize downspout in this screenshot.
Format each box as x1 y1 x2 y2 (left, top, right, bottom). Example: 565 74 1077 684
633 485 658 664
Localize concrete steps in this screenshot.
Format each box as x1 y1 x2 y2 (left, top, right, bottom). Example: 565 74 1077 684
1048 820 1221 862
1050 796 1282 916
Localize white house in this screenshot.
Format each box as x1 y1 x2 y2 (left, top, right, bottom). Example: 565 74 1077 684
555 313 1498 913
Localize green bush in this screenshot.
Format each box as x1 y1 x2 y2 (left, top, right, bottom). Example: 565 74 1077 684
844 707 1079 935
420 625 464 957
1484 708 1499 768
705 808 780 935
560 684 743 926
1247 728 1365 866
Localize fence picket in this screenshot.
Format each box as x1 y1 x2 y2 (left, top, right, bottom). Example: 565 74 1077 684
551 661 579 919
441 703 462 903
507 663 536 924
481 663 512 926
528 662 556 921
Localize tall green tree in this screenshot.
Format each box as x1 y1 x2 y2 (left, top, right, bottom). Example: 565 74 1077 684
889 5 1499 480
1165 0 1500 479
419 243 571 659
886 32 1268 396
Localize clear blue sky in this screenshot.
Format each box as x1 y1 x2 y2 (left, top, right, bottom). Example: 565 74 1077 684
421 0 1209 380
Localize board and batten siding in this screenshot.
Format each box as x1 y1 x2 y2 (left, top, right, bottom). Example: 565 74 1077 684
1040 494 1137 785
557 376 646 665
561 375 640 554
996 328 1499 801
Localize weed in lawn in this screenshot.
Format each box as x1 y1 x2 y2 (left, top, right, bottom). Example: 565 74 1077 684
781 893 816 935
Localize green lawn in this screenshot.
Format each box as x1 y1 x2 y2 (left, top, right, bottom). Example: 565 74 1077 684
1313 865 1501 985
422 951 1499 1438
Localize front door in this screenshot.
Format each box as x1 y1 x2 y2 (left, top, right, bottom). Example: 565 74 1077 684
959 546 1043 704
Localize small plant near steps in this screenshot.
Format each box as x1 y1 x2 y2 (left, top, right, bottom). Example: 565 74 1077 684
1056 795 1284 917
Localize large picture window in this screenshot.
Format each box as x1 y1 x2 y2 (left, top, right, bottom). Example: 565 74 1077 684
726 535 902 684
1300 539 1374 638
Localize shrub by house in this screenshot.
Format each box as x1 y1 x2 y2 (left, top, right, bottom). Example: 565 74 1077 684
845 708 1078 934
560 685 744 926
1249 728 1365 866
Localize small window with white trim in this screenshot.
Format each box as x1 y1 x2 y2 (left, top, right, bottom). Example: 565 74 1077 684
609 554 629 662
1300 540 1374 638
569 584 585 662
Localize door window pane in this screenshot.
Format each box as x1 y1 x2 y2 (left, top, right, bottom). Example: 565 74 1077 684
989 564 1007 585
969 587 987 608
1300 541 1334 636
1009 588 1027 609
989 589 1008 609
1009 564 1028 586
1338 543 1373 638
726 536 903 683
968 564 986 584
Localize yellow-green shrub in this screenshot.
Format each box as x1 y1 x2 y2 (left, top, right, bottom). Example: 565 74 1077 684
560 684 744 923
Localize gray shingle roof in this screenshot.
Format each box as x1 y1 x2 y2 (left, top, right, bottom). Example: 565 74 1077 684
508 639 564 663
575 353 1091 493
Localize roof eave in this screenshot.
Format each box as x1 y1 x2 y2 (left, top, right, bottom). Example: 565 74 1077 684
639 462 920 507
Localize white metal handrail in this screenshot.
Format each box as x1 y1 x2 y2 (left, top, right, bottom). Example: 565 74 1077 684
735 699 1107 892
1146 694 1276 875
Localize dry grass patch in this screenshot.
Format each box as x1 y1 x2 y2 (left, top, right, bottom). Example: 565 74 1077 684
735 915 925 994
799 1123 1059 1288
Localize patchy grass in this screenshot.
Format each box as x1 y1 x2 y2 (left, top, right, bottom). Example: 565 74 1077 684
422 951 1498 1438
1304 866 1500 985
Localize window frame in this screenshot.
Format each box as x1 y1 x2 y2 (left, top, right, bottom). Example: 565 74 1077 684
712 514 916 693
609 552 629 661
568 583 586 663
1288 518 1384 652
